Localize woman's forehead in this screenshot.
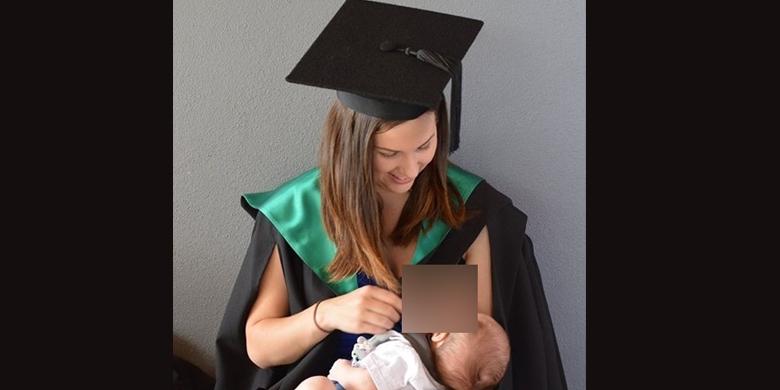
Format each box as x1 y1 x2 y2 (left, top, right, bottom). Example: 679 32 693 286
374 111 437 147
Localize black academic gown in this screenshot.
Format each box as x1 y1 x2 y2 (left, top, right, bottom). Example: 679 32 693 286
214 179 568 390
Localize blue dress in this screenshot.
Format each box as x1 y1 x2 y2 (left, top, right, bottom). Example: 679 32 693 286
332 271 403 360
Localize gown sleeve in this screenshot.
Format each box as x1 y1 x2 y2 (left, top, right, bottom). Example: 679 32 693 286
215 203 345 390
488 203 568 390
214 211 289 390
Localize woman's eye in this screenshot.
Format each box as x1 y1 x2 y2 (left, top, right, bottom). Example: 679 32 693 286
377 144 428 157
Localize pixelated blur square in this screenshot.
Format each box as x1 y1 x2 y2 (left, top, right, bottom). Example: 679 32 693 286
401 264 477 332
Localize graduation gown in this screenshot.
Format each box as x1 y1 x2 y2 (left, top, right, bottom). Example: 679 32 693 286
215 164 567 390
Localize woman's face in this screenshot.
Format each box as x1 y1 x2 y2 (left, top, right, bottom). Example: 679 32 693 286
372 110 438 195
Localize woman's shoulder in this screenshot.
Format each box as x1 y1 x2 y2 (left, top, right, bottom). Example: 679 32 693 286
240 167 321 219
240 168 359 295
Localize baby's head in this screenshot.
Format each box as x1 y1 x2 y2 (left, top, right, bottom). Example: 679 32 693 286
430 313 510 390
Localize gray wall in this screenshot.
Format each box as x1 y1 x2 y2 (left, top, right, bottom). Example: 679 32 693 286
173 1 585 389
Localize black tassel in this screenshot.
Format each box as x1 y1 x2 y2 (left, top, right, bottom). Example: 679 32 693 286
448 61 462 154
411 49 462 154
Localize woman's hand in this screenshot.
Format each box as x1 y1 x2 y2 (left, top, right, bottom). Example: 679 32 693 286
327 359 377 390
317 285 402 334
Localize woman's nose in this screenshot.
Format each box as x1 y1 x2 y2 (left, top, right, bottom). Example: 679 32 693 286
398 153 417 177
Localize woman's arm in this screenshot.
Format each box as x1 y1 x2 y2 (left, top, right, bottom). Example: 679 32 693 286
245 244 330 368
464 225 493 316
245 244 403 369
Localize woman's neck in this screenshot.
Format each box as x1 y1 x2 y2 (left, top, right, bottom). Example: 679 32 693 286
376 186 410 210
377 189 409 240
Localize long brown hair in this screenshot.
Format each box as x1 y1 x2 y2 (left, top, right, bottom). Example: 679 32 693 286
319 97 469 293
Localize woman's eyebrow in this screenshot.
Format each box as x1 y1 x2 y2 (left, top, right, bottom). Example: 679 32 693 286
375 132 436 152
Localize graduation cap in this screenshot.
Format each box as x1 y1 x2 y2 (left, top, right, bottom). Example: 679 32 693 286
285 0 484 154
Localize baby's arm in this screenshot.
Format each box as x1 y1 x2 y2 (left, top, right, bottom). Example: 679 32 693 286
327 359 378 390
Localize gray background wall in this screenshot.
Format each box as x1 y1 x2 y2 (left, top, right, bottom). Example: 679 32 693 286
173 0 585 389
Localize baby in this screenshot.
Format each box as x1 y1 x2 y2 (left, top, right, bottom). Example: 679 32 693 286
296 313 510 390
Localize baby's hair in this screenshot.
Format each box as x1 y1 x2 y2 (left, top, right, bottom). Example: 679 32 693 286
434 314 510 390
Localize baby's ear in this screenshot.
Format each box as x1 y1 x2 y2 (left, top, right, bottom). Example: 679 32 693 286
431 332 449 343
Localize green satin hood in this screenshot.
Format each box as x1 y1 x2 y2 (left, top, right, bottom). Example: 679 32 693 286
242 164 483 295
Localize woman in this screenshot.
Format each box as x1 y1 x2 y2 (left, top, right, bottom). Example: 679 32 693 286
215 1 567 389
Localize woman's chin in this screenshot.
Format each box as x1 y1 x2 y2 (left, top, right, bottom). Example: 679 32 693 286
377 180 413 195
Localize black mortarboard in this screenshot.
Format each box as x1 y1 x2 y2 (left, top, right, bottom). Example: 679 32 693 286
285 0 484 153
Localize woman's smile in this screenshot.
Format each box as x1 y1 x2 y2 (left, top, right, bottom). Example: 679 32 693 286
389 172 413 185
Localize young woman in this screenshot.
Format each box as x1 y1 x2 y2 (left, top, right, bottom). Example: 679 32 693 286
215 1 566 389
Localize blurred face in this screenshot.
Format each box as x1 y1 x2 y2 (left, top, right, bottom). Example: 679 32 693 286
373 110 438 195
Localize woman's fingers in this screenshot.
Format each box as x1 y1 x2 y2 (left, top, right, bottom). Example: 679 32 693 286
359 310 396 331
364 298 401 324
324 285 403 333
361 285 402 315
360 324 390 335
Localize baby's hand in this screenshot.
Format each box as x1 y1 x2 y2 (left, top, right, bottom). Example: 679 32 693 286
327 359 377 390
